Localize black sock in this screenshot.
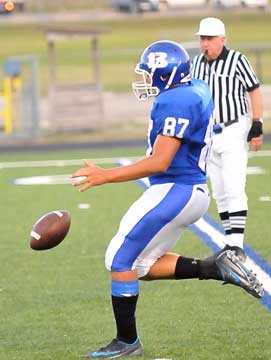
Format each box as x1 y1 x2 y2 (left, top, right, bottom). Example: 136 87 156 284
111 295 138 344
174 255 222 281
174 256 201 279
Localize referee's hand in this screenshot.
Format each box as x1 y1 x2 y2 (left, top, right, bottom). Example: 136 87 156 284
247 120 263 151
249 135 263 151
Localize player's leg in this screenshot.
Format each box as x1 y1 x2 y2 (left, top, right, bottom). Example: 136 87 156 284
103 184 209 356
135 183 211 281
133 183 210 279
136 185 223 280
135 184 263 299
141 248 263 299
84 183 192 358
141 251 221 281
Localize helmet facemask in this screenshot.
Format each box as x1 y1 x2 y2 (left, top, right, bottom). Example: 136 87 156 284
132 65 159 101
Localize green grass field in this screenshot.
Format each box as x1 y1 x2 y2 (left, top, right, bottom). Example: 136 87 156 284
0 143 270 360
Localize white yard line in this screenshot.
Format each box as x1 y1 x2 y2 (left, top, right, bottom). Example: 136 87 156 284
0 149 270 169
0 156 142 169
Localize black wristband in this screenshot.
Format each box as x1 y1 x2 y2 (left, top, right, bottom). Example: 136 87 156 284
247 120 263 142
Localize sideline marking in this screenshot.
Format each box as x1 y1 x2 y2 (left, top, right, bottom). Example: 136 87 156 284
118 159 271 312
0 156 141 169
0 149 270 169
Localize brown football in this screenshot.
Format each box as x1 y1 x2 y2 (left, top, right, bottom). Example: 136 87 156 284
30 210 71 250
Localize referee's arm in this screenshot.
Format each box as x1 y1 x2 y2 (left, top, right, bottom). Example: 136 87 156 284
248 86 263 151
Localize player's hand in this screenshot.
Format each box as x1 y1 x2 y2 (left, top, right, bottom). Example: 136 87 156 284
70 160 108 192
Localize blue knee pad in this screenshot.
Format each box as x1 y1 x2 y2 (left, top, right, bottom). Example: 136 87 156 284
111 280 139 297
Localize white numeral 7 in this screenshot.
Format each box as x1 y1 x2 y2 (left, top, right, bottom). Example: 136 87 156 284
176 118 189 138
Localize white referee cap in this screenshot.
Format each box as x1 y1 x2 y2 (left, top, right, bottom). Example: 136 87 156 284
196 17 225 36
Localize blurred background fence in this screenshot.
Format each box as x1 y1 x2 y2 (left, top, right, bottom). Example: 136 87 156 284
0 1 271 140
0 56 39 137
1 42 271 138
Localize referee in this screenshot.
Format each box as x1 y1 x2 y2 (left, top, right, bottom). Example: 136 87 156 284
192 17 264 260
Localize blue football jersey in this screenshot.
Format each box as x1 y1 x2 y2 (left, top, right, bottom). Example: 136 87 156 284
147 78 214 185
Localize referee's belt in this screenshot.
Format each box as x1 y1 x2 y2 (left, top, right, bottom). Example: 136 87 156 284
213 119 238 134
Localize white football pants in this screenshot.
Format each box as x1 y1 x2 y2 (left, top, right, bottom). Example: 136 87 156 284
105 182 210 278
207 115 250 214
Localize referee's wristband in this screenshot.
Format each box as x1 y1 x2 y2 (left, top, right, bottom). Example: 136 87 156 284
247 120 263 142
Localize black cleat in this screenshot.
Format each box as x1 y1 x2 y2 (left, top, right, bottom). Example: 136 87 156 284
82 337 144 358
215 250 264 299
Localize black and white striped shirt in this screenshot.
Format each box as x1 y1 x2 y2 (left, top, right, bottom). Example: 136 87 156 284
192 46 260 124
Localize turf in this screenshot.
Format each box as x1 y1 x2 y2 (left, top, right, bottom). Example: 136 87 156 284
0 144 270 360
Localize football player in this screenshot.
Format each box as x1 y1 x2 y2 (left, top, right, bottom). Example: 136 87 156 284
71 40 263 359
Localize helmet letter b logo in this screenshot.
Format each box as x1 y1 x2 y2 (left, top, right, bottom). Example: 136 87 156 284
147 52 168 69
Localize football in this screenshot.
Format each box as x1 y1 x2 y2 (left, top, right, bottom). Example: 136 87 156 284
30 210 71 250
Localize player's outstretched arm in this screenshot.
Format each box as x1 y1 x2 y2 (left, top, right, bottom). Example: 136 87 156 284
70 135 181 192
